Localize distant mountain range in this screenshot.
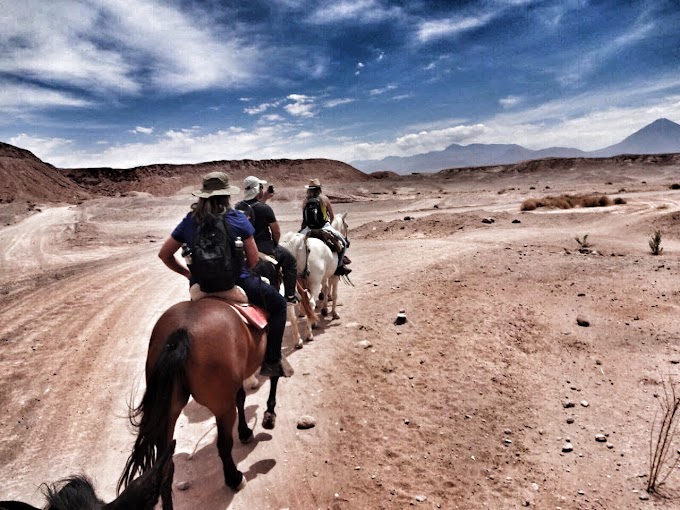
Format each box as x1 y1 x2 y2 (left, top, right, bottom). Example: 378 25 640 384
351 118 680 174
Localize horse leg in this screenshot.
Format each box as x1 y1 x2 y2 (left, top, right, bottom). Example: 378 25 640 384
330 275 340 320
216 407 246 491
236 385 254 444
320 277 330 317
287 303 304 349
262 376 279 430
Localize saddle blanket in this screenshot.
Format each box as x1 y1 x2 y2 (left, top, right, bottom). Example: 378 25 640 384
228 302 268 330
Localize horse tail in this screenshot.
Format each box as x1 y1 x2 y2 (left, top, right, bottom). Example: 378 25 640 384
117 328 189 493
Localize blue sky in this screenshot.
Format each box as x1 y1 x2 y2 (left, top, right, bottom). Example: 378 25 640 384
1 0 679 168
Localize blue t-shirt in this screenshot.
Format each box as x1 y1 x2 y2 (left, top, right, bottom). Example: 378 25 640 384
171 209 255 284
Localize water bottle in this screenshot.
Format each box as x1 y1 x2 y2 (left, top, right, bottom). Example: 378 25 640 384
234 236 244 258
181 243 192 265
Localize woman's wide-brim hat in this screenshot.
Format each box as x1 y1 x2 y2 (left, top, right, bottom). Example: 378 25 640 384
305 178 322 189
192 172 240 198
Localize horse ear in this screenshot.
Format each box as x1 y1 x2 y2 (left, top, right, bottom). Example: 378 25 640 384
104 440 176 510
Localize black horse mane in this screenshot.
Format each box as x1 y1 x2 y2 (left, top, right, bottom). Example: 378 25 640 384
43 475 103 510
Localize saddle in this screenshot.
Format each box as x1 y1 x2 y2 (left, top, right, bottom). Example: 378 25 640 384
203 296 268 330
306 229 342 254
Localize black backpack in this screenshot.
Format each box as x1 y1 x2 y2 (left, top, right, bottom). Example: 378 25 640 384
187 214 243 293
303 197 326 229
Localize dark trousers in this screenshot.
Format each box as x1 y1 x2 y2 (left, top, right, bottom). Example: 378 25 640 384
238 274 287 364
273 245 297 298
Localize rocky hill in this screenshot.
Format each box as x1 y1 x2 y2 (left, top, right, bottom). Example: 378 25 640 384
0 142 90 204
64 158 372 197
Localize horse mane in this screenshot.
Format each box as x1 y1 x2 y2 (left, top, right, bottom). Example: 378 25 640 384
42 476 103 510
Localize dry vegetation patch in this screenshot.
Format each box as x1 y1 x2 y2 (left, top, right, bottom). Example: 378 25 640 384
521 193 625 211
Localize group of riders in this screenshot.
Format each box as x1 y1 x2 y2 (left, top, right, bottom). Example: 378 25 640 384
158 172 351 379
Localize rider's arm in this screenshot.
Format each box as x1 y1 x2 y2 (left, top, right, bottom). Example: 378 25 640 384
158 236 191 279
269 221 281 244
244 236 259 269
325 196 335 222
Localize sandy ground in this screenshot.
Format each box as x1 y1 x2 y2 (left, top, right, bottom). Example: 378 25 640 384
2 166 680 509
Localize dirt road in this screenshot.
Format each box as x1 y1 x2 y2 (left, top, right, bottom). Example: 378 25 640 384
2 171 680 509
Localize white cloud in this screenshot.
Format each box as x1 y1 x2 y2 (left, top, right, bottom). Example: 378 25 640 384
307 0 401 24
0 0 260 104
417 14 493 43
325 98 354 108
499 95 523 108
284 94 316 117
8 133 74 162
245 102 279 115
558 21 656 85
129 126 154 134
0 81 93 112
369 85 397 96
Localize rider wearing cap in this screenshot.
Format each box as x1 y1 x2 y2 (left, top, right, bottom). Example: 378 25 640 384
239 175 299 304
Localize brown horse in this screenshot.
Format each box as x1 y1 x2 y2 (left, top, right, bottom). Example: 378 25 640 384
1 441 175 510
117 297 280 501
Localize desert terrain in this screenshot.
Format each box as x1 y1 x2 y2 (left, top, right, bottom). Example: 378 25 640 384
2 154 680 509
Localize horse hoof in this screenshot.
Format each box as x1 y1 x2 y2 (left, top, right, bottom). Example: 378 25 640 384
239 430 254 444
311 322 319 330
262 411 276 430
231 473 247 491
332 313 340 320
321 308 328 317
295 341 303 349
305 335 314 342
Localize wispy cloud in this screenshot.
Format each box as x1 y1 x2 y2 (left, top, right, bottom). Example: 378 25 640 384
129 126 154 135
558 21 656 85
369 85 397 96
499 95 523 108
306 0 401 24
0 0 261 109
0 81 93 112
325 98 354 108
416 14 493 43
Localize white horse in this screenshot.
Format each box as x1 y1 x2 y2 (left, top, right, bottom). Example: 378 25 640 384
281 212 350 327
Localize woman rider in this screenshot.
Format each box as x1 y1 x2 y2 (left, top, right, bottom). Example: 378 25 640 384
157 171 293 378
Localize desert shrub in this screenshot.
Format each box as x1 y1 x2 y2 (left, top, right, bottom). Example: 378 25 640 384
670 183 680 190
575 234 590 249
614 197 627 205
520 198 538 211
647 374 680 495
521 193 615 211
649 230 663 255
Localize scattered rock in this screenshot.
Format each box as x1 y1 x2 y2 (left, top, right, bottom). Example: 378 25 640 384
176 481 191 491
512 219 521 224
562 442 574 452
595 433 607 442
503 428 512 435
567 417 575 424
639 493 650 501
394 312 407 325
482 217 495 224
563 401 575 408
580 400 589 407
606 442 614 449
404 216 412 220
503 438 512 445
576 315 590 327
297 415 316 429
356 340 372 349
415 495 427 502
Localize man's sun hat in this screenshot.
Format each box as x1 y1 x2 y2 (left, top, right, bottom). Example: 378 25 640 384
243 175 268 200
305 178 322 189
192 172 240 198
